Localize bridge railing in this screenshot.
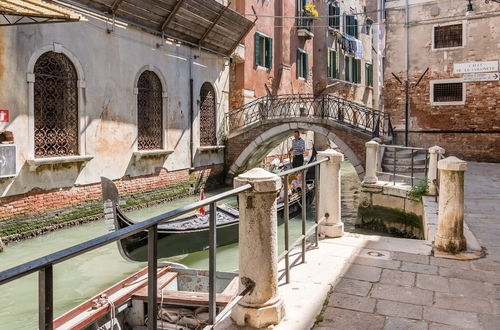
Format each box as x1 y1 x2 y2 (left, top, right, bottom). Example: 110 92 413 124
227 94 392 137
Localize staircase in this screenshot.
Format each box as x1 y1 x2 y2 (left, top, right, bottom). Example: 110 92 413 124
379 146 429 186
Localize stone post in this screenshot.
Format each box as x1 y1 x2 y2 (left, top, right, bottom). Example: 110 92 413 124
435 157 467 253
364 140 379 184
427 146 445 196
318 149 344 238
231 168 285 328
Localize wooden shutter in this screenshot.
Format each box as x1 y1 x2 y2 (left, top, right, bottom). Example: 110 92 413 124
345 56 350 81
328 4 334 27
265 37 273 69
335 6 340 29
296 49 301 78
304 52 308 80
354 17 359 38
333 51 338 78
327 49 331 77
255 32 261 66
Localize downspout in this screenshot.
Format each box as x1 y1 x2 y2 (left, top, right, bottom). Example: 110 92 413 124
404 0 410 146
189 49 194 170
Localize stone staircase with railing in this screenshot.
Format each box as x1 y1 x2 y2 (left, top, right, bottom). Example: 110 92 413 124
378 146 429 186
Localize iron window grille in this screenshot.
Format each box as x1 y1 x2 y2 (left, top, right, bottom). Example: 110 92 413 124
434 24 463 49
34 51 79 158
199 82 217 146
137 71 163 150
433 83 463 103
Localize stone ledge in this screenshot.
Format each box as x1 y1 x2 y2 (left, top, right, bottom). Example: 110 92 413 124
197 145 225 153
27 155 94 171
133 149 174 160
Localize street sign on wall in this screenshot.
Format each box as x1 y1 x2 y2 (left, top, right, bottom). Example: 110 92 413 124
453 61 499 74
0 109 8 123
463 72 500 82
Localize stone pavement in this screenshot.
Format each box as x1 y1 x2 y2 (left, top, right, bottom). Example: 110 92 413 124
312 162 500 330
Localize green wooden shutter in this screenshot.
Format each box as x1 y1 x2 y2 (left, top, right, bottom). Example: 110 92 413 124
345 56 350 81
255 32 261 66
342 13 346 34
265 37 273 69
334 51 338 78
335 6 340 29
296 49 301 78
304 52 308 80
354 17 359 38
328 4 334 27
327 49 331 78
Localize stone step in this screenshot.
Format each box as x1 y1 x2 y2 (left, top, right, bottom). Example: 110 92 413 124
383 154 428 166
382 164 427 173
384 149 427 159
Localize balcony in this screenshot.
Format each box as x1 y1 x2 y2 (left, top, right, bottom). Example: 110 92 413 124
297 16 314 39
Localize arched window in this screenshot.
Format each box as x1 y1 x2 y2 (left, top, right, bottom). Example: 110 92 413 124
199 82 217 146
137 71 163 150
34 51 78 157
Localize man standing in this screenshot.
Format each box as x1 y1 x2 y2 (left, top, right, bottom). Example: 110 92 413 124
290 130 305 168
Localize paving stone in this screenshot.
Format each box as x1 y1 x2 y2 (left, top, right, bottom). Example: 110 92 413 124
352 255 401 270
478 314 500 330
327 292 376 313
321 307 385 330
471 259 500 272
393 252 430 264
428 323 469 330
401 262 438 275
384 317 428 330
371 284 433 306
376 300 423 319
423 307 480 329
334 278 372 296
344 264 382 282
449 277 495 298
430 257 471 270
439 266 489 282
434 292 493 314
380 269 415 286
416 274 449 293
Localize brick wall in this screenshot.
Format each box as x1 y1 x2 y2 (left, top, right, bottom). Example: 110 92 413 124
0 165 224 240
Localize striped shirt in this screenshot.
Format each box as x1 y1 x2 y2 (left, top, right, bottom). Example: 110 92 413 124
291 138 305 156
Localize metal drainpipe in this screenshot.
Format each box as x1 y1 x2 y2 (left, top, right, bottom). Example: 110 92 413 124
404 0 410 146
189 49 194 170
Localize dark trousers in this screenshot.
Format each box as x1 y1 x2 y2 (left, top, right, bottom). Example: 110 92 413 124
292 154 304 168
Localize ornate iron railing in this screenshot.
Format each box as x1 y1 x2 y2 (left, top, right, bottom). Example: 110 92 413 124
226 94 392 137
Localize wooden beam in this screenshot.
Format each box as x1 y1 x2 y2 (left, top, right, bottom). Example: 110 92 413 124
198 2 230 45
110 0 125 13
228 16 257 55
161 0 186 31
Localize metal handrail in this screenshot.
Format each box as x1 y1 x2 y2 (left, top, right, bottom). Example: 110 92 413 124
0 184 253 330
377 145 429 186
226 94 392 137
276 157 328 283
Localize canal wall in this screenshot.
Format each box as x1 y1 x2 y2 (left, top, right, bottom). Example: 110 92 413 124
0 164 223 243
357 182 424 239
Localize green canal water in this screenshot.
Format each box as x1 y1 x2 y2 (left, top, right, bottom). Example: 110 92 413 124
0 162 363 330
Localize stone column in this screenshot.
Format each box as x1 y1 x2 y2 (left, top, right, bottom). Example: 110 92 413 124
435 157 467 253
427 146 445 196
318 149 344 238
364 140 379 184
231 168 285 328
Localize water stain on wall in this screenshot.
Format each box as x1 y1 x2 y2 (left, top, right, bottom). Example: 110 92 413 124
0 29 5 100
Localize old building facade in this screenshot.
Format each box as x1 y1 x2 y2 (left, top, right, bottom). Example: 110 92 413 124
0 0 252 239
383 0 500 161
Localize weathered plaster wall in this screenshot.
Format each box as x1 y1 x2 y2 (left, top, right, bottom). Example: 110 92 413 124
0 11 229 198
383 0 500 161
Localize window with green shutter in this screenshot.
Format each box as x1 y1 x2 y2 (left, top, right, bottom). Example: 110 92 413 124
353 59 361 83
328 2 340 29
327 49 338 79
365 63 373 87
297 48 308 79
254 32 273 69
344 14 358 38
344 56 350 82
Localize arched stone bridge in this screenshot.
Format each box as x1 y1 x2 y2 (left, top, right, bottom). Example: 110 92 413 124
225 94 392 179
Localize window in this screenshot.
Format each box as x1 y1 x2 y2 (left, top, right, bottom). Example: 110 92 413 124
296 49 308 79
327 49 339 79
344 14 358 38
431 81 465 105
199 82 217 146
365 63 373 87
344 57 361 83
328 2 340 29
137 71 163 150
434 24 462 49
34 51 79 158
255 32 272 69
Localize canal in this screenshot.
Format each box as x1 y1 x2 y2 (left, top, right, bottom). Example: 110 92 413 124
0 162 362 330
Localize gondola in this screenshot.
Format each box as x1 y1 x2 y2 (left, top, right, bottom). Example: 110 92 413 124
101 177 313 263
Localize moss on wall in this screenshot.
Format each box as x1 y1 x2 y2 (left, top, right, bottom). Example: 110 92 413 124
357 204 424 239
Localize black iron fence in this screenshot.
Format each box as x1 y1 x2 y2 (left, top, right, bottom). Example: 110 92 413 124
227 94 392 138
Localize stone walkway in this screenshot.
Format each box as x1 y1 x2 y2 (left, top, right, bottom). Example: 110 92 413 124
312 162 500 330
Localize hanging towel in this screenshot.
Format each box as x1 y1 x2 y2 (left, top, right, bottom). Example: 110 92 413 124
354 39 363 59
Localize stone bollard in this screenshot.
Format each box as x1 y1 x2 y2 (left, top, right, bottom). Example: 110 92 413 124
318 149 344 238
435 156 467 253
364 140 379 184
427 146 445 196
231 168 285 328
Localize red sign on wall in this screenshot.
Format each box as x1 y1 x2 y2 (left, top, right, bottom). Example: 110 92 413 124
0 110 9 123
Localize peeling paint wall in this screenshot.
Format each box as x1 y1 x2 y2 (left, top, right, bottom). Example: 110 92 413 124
0 11 229 198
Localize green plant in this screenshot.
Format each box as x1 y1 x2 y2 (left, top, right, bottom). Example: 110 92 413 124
219 131 229 144
315 315 324 324
408 178 429 200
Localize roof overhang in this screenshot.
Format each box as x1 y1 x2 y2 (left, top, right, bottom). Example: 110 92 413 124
0 0 83 26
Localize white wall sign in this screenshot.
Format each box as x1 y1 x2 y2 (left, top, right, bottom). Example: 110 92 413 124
463 72 499 82
454 61 499 74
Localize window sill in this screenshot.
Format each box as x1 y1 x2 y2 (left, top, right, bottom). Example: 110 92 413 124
256 65 271 71
27 155 94 171
134 149 174 160
430 101 465 106
198 145 225 153
432 46 464 51
297 28 314 39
